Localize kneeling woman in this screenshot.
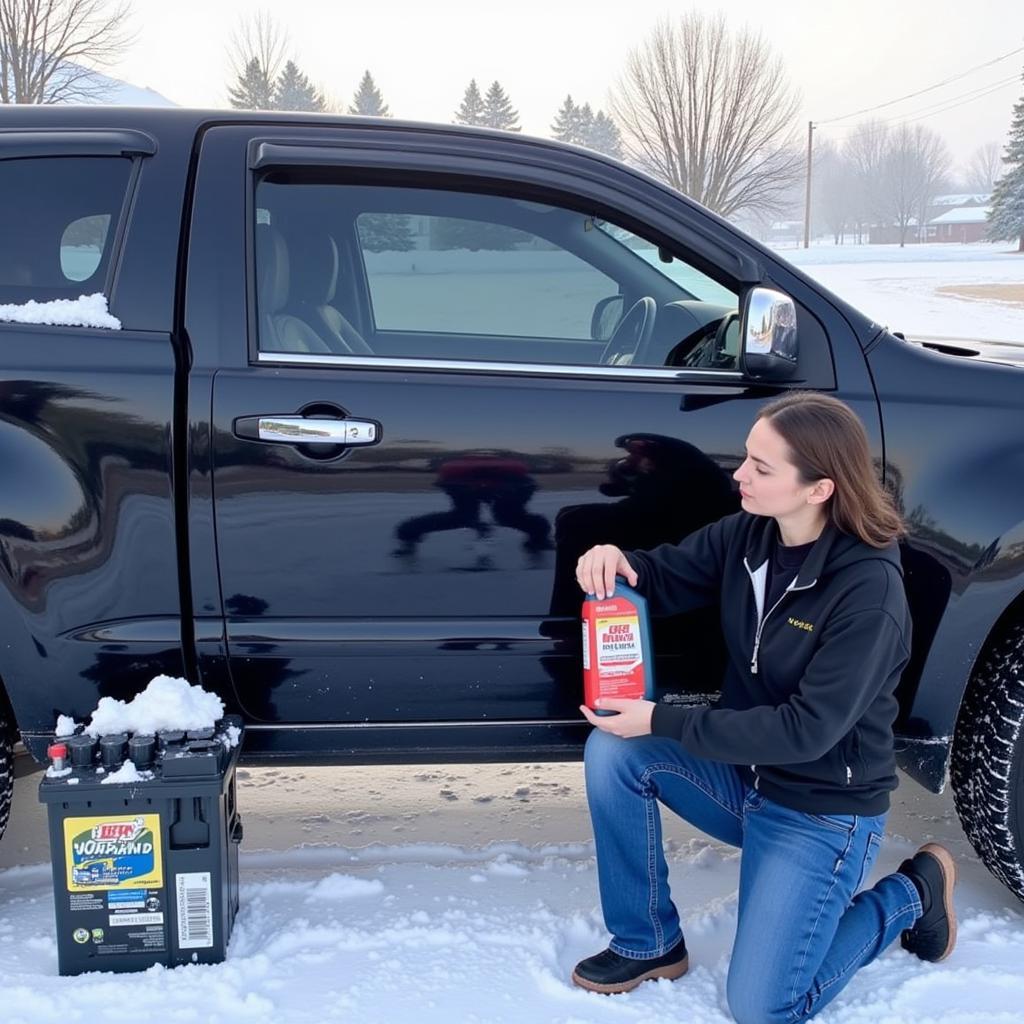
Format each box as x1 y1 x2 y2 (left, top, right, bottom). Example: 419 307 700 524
573 392 956 1023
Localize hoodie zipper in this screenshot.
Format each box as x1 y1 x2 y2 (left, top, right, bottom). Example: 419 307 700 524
749 591 792 675
742 556 820 791
744 558 819 675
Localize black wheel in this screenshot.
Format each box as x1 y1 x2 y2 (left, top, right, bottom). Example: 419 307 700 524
950 621 1024 902
0 706 12 845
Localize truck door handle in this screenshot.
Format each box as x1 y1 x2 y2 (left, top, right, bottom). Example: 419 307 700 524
233 415 379 445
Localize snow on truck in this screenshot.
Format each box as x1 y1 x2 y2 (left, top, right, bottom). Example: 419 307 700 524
1 107 1023 903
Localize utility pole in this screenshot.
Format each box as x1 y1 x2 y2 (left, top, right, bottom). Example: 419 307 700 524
803 121 815 249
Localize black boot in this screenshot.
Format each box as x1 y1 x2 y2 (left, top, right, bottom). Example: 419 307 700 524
898 842 957 962
572 941 689 994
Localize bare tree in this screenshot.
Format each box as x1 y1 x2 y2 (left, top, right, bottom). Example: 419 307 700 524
0 0 133 104
966 141 1003 193
226 10 287 109
812 140 858 244
882 123 951 247
610 13 802 219
844 120 891 242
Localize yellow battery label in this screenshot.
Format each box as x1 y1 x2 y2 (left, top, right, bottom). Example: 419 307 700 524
63 814 163 892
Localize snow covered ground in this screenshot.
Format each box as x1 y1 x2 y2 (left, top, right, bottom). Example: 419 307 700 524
2 759 1023 1023
777 241 1024 342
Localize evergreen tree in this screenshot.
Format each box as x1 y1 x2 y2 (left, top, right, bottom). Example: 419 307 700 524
273 60 325 112
482 81 520 131
454 79 486 126
988 68 1024 252
551 95 582 142
576 103 595 144
550 95 623 158
587 110 624 160
229 56 275 110
349 70 391 117
358 214 415 252
432 217 529 251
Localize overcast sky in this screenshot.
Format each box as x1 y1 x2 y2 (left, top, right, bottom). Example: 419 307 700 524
109 0 1024 175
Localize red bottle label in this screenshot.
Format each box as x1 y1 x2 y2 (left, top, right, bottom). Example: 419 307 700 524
583 596 647 707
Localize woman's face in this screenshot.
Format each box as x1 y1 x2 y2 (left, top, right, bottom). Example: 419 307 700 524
733 417 828 519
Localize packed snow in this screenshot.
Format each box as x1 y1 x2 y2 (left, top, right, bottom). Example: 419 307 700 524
0 292 121 330
81 675 225 738
53 717 78 739
2 759 1023 1023
99 761 154 786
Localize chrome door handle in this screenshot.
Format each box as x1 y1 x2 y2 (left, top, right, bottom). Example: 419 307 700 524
254 417 378 445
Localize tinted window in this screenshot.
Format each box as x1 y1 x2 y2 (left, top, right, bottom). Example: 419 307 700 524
254 178 738 369
0 157 131 305
357 211 615 339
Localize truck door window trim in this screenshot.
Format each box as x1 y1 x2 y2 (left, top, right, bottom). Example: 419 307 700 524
0 128 157 161
256 349 746 382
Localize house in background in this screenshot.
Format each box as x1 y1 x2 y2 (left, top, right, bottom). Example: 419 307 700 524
868 193 992 244
927 204 992 243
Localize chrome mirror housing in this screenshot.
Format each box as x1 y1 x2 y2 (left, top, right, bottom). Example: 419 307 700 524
740 287 799 380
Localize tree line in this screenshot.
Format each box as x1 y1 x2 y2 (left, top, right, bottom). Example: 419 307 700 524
224 17 624 160
1 2 1022 248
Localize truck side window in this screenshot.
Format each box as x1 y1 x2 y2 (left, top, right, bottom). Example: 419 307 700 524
0 156 132 306
253 179 739 370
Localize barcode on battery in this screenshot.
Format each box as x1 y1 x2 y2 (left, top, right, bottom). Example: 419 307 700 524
176 872 213 950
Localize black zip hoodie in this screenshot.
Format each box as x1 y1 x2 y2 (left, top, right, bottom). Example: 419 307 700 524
626 511 911 816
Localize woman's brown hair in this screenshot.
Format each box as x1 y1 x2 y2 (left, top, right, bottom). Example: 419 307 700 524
758 392 904 548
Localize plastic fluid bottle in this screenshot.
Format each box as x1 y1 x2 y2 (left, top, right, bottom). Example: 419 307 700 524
582 581 655 715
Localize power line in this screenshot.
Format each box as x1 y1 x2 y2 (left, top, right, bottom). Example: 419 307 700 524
823 73 1020 134
816 44 1024 125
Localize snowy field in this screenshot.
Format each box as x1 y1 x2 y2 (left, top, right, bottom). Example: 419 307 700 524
365 241 1024 345
2 758 1023 1024
777 241 1024 342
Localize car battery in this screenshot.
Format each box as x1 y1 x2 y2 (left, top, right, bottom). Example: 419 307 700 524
38 716 244 976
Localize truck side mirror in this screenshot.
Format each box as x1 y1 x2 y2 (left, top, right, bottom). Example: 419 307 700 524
591 294 624 341
739 287 799 380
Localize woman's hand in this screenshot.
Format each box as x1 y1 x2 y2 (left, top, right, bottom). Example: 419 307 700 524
576 544 638 600
580 698 655 738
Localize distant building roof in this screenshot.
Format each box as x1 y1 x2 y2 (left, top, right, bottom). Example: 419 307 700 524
929 206 991 225
932 193 991 207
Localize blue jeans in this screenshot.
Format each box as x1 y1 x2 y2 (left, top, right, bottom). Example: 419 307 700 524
584 729 923 1023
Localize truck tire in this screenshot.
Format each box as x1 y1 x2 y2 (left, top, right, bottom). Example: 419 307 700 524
950 621 1024 903
0 707 12 844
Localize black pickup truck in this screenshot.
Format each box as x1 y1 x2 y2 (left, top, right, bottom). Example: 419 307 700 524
1 107 1023 902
